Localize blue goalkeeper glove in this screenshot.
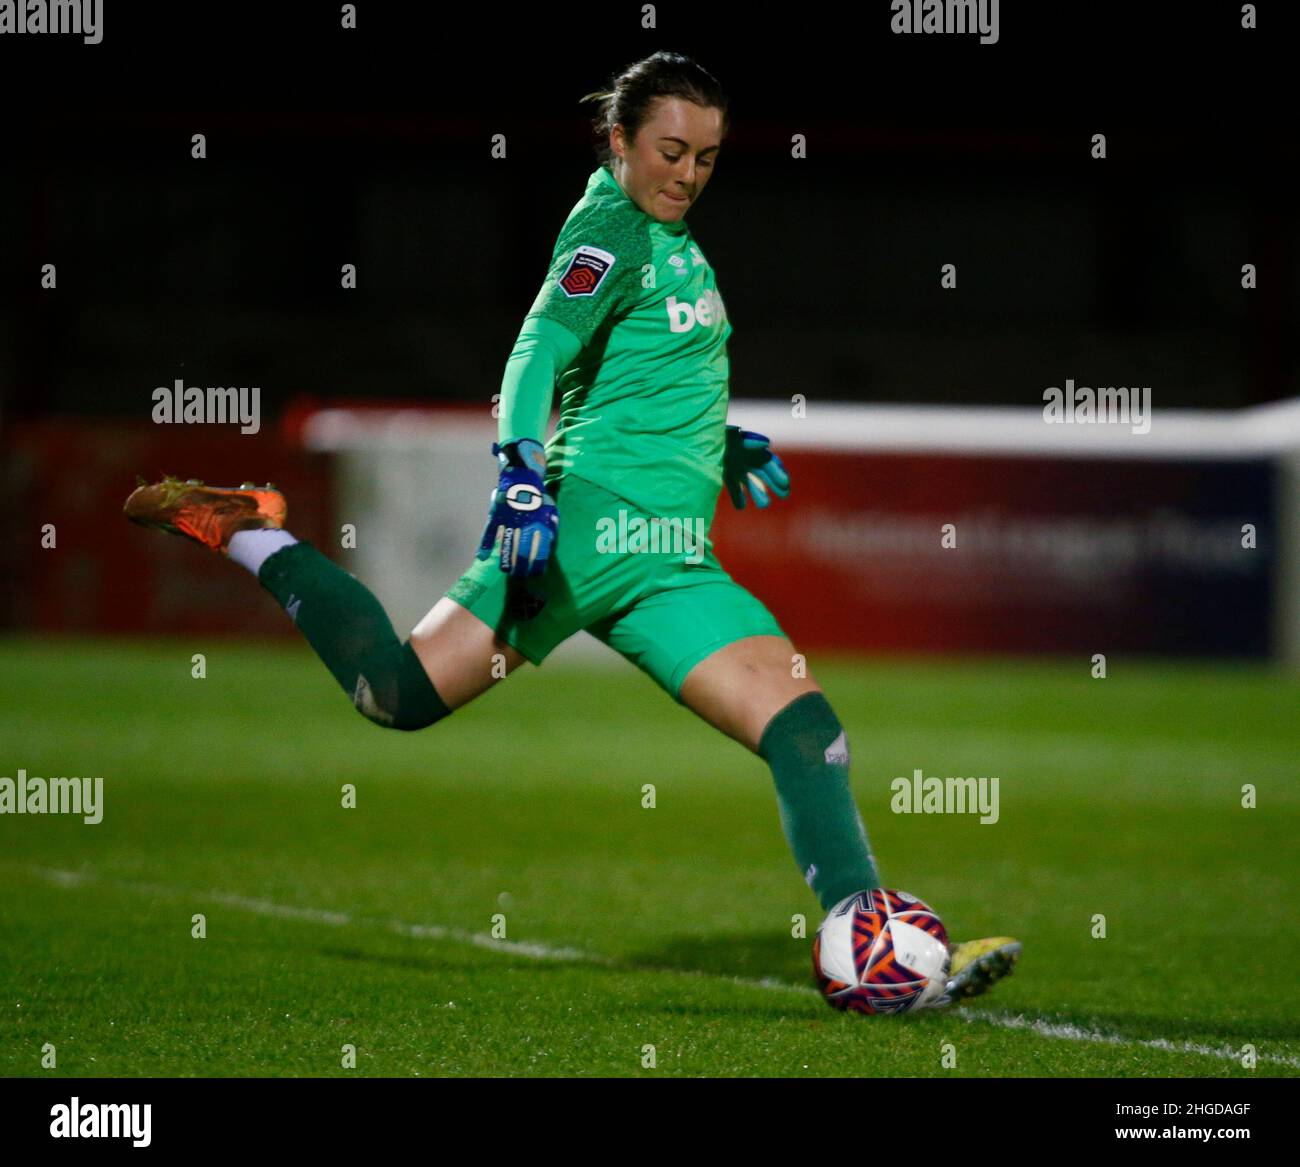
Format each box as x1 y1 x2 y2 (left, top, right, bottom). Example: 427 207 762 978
475 438 558 578
723 425 790 510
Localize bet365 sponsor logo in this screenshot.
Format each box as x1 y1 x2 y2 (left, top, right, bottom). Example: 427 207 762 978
665 288 727 333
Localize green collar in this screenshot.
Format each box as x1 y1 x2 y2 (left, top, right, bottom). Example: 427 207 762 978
594 165 687 234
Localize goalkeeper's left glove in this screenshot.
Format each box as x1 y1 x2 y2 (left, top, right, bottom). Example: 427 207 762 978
723 425 790 510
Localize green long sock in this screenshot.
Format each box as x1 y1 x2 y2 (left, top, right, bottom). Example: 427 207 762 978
257 541 449 730
758 691 881 911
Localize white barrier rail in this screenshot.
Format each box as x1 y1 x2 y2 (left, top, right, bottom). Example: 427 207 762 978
302 398 1300 666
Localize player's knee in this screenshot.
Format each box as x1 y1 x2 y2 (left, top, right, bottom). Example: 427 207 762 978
350 642 452 731
758 690 848 767
353 690 450 732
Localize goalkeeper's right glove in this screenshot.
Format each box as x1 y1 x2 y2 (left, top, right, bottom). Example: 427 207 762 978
475 438 558 578
723 425 791 510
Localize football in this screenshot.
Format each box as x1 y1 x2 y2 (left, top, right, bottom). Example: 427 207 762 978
812 888 951 1014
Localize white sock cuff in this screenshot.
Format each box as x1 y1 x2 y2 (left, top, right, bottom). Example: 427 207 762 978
228 528 299 576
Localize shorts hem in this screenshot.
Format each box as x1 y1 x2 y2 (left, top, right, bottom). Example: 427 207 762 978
443 591 551 669
665 620 786 702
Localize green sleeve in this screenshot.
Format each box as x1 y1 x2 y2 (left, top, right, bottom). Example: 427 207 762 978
497 314 583 446
523 201 648 349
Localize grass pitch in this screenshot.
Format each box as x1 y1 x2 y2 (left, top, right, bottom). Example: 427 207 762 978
1 638 1297 1077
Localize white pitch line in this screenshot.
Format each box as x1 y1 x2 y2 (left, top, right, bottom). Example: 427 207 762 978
956 1009 1300 1071
23 865 1298 1071
24 865 594 962
386 918 600 963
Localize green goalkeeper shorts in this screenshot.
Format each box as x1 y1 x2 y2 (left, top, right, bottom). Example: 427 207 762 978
445 474 786 701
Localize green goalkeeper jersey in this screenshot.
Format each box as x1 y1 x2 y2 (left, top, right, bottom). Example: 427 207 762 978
499 164 733 528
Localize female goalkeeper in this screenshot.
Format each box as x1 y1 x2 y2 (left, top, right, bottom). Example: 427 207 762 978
125 51 1017 1007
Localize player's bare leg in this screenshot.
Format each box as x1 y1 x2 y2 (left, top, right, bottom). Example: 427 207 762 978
678 634 819 753
410 598 527 709
679 633 877 911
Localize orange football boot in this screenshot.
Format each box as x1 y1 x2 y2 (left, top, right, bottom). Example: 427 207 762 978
123 475 287 556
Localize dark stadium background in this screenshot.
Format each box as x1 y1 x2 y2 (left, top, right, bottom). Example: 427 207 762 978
4 4 1293 418
1 3 1295 643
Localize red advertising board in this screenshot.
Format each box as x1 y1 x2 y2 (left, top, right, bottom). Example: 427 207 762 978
709 450 1272 655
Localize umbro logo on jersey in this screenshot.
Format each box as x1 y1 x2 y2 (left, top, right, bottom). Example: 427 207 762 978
559 245 616 297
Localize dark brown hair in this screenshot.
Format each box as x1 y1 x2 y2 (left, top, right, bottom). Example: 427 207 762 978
580 51 729 167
